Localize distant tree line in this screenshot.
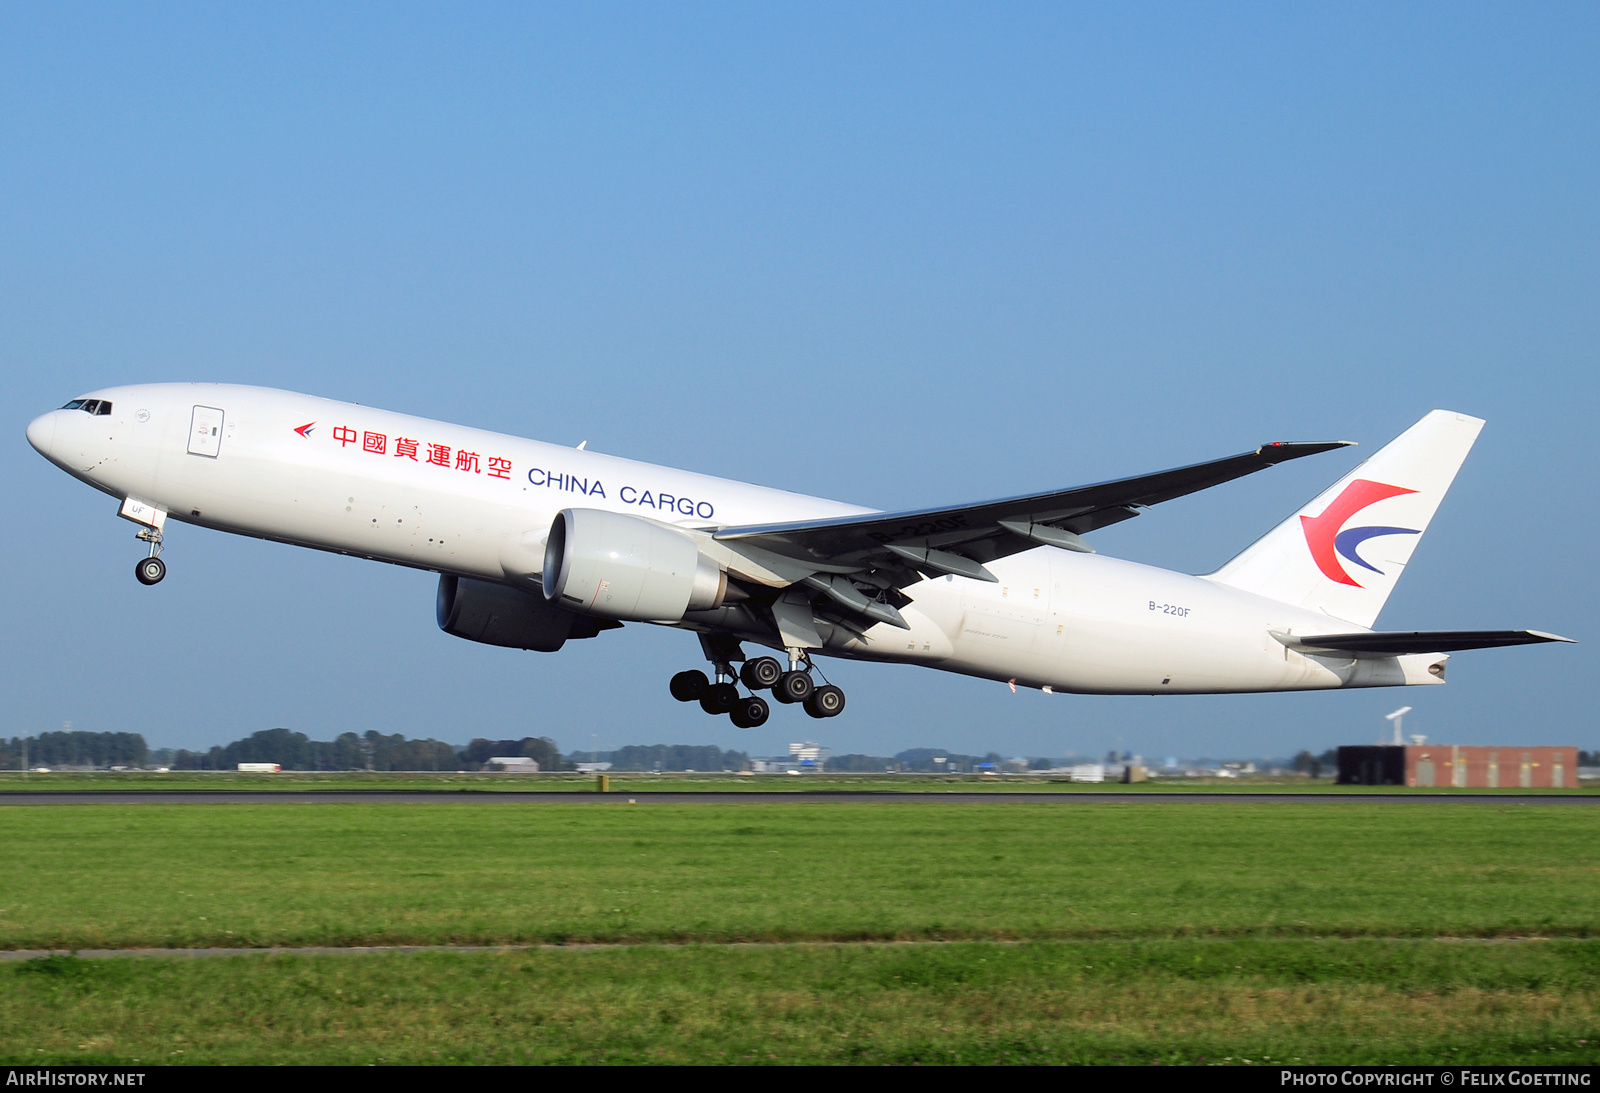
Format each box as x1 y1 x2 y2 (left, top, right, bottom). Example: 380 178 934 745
7 729 1504 776
877 748 1010 773
825 753 897 772
566 744 749 772
1292 749 1341 778
0 727 576 772
458 736 565 772
1 731 148 769
815 749 1017 772
568 746 1046 773
169 728 569 771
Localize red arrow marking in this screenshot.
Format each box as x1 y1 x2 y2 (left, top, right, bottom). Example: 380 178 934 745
1299 479 1415 587
294 422 315 438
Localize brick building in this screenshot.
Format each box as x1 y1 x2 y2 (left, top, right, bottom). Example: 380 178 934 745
1337 745 1577 788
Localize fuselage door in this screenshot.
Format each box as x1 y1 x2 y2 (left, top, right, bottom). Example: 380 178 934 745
188 406 224 457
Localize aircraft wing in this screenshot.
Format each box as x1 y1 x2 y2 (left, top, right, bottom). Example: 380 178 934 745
714 441 1352 583
1273 630 1575 658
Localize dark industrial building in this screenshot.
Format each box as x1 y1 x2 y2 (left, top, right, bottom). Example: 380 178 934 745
1337 745 1577 788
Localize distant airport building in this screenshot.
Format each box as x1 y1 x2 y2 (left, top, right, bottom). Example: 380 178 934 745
1337 745 1576 788
236 763 281 773
486 756 540 772
788 741 830 764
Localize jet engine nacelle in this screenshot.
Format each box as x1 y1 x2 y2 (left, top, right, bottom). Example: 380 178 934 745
436 574 618 652
542 507 726 621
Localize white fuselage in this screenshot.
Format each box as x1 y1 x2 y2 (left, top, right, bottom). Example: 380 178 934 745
27 384 1441 695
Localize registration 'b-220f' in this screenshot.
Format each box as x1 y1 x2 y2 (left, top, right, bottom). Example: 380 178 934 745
27 387 1571 726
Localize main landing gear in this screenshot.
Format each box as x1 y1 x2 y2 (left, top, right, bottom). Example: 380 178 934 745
669 640 846 725
670 669 770 727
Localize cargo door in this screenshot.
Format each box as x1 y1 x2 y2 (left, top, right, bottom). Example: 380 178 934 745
1520 753 1532 788
1487 753 1499 789
1553 760 1564 788
961 579 1047 660
188 406 224 457
1415 760 1434 788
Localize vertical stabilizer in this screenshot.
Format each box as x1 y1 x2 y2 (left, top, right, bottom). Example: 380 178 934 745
1207 410 1484 628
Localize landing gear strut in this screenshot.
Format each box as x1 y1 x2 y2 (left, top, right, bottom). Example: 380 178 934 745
771 647 814 704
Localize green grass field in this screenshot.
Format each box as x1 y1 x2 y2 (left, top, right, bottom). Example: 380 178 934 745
5 941 1597 1065
2 799 1596 1064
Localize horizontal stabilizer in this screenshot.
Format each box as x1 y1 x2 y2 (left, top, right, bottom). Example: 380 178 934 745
1271 629 1575 658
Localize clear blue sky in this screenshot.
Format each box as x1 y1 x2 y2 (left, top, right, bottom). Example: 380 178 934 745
3 3 1594 760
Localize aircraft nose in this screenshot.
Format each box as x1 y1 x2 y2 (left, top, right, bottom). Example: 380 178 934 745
25 411 56 458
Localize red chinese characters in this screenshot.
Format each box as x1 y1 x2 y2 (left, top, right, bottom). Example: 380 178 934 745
333 426 511 483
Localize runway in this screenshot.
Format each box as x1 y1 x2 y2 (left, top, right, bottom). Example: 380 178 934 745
0 790 1595 805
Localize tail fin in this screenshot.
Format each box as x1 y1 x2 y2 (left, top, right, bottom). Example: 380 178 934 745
1207 410 1484 628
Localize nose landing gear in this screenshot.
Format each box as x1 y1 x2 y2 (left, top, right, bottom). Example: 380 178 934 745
133 526 166 585
120 499 168 585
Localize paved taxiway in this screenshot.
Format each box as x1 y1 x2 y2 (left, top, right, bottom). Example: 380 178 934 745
1 791 1594 805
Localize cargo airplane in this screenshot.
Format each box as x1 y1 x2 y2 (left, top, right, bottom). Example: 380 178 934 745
27 386 1571 726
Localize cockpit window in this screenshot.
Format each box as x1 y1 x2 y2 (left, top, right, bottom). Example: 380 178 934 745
60 399 112 415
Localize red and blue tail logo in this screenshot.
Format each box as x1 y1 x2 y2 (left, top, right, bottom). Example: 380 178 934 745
1300 479 1420 587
